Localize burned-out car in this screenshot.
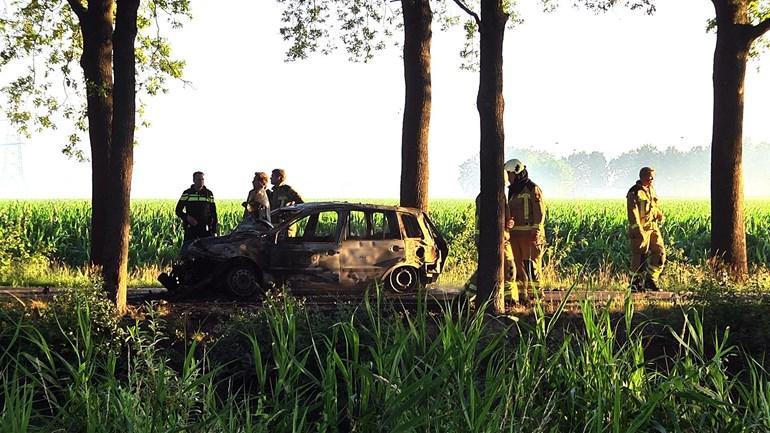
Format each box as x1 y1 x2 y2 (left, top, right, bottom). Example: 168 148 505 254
158 202 448 298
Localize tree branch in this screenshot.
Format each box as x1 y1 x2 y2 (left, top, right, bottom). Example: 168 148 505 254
752 18 770 41
65 0 87 21
452 0 480 26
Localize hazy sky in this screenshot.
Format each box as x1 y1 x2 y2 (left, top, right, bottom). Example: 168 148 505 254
2 0 770 199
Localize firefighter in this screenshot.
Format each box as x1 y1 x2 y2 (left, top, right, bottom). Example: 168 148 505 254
626 166 665 291
268 169 304 210
243 172 271 223
464 187 518 302
505 158 546 302
175 171 218 245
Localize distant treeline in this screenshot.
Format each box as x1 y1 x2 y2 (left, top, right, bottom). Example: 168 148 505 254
458 143 770 198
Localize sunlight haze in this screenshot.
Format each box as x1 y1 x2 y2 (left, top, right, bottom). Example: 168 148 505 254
2 0 769 199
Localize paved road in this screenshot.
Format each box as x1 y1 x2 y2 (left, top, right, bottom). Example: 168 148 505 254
0 286 678 307
0 287 168 301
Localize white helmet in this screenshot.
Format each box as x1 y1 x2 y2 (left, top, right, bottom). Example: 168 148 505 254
504 158 525 175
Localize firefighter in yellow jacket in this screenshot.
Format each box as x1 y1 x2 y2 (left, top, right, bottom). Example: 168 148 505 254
626 166 665 291
505 159 546 302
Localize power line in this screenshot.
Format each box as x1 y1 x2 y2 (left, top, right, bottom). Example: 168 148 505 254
0 121 24 181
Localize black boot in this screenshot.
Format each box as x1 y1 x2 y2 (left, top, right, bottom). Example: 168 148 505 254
644 275 661 292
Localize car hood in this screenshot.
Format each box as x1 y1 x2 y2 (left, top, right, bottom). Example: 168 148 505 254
182 230 270 261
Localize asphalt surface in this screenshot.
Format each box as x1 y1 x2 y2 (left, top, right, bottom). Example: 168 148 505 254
0 286 678 307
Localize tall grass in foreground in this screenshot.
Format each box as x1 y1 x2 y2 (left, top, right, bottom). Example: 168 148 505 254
2 287 770 432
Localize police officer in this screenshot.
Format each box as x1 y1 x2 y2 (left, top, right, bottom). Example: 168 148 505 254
175 171 218 244
505 159 546 302
268 169 304 210
243 172 271 223
627 166 665 291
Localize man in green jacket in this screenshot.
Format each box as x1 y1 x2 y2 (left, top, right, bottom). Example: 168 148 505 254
268 169 304 210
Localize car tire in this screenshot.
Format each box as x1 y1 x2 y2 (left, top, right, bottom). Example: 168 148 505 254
225 263 263 299
387 266 419 293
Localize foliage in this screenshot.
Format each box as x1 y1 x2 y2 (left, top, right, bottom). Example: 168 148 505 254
706 0 770 58
0 0 190 155
0 284 123 373
458 142 770 197
683 272 770 355
3 289 770 431
3 198 770 290
576 0 655 13
0 297 216 432
0 214 50 272
277 0 400 63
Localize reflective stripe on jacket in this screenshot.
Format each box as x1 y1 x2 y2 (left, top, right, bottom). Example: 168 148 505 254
508 183 545 232
175 186 218 233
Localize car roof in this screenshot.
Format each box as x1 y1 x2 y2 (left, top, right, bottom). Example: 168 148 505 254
279 201 424 215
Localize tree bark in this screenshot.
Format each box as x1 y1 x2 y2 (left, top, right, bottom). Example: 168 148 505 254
77 0 114 266
475 0 507 314
709 0 753 279
102 0 139 314
400 0 432 211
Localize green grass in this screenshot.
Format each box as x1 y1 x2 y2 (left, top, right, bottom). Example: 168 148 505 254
4 200 770 431
2 286 770 432
2 199 770 289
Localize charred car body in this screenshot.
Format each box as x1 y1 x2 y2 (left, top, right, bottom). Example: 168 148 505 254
158 202 448 298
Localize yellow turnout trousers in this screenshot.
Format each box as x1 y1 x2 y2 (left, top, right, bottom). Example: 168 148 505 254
509 230 544 301
628 225 665 288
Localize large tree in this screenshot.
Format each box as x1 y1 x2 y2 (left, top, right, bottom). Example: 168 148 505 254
453 0 654 313
708 0 770 278
1 0 187 312
400 0 432 210
103 0 140 310
63 0 139 311
69 0 115 269
452 0 507 313
278 0 433 210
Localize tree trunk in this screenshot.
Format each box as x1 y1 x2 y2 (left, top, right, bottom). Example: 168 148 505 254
475 0 507 314
103 0 139 314
400 0 432 211
710 0 752 279
78 0 114 267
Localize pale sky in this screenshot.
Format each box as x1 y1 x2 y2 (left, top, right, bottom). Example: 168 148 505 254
1 0 769 199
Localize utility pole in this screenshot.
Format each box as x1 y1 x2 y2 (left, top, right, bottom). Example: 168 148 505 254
0 122 25 193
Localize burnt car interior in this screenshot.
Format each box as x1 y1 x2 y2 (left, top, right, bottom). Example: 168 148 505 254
278 210 340 243
400 213 424 239
346 210 400 241
159 203 448 298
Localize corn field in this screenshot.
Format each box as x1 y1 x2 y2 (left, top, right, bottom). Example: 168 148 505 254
1 199 770 287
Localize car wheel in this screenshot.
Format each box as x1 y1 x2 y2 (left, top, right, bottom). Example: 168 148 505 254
225 263 263 299
387 266 419 293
